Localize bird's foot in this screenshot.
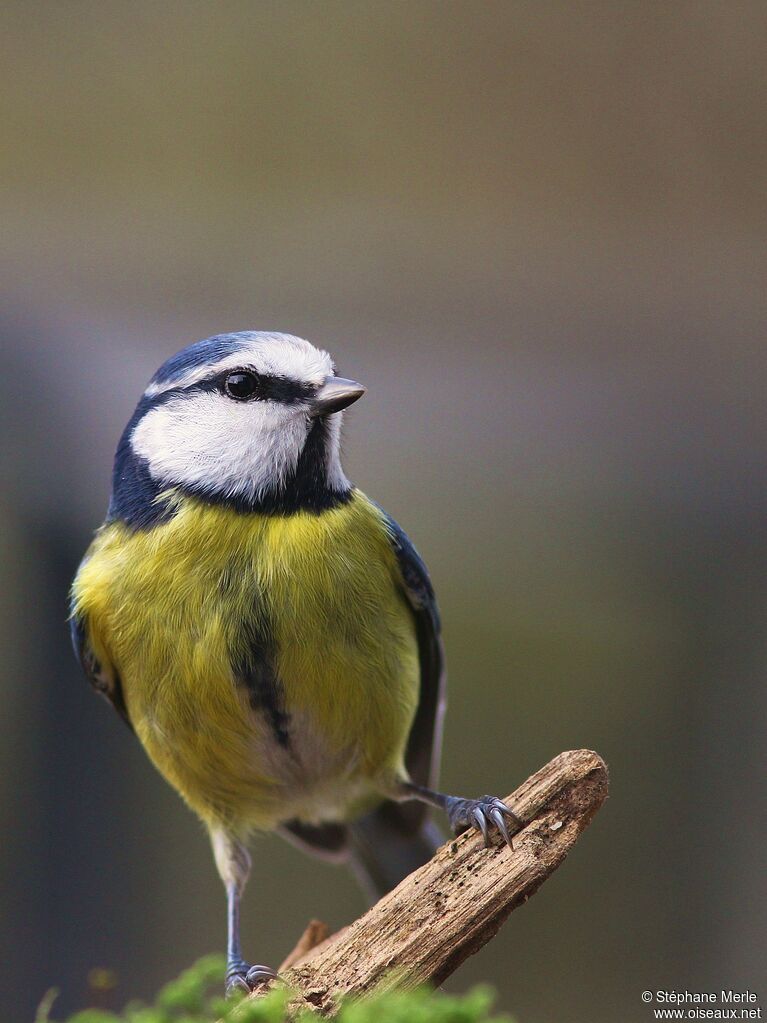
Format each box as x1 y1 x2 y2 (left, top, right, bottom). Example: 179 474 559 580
445 794 522 848
225 960 278 997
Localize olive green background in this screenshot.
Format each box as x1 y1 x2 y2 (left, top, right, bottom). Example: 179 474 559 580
1 4 765 1021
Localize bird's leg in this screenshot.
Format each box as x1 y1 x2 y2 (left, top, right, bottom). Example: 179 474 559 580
396 781 523 848
210 830 278 996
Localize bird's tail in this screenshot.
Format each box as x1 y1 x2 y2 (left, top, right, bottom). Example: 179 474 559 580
347 801 445 902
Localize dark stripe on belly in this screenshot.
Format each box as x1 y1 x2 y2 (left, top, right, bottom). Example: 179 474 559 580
233 621 291 749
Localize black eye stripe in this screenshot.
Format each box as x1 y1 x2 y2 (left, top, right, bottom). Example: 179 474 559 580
260 376 315 403
192 371 315 403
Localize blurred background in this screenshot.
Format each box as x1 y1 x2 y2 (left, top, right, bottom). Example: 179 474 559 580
1 3 765 1020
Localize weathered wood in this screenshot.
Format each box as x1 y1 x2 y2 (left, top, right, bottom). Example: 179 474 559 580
259 749 608 1015
278 920 333 971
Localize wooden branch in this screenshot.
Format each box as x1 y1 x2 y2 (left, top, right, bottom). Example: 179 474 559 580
260 749 608 1015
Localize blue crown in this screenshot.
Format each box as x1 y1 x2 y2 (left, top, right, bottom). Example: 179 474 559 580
149 332 260 390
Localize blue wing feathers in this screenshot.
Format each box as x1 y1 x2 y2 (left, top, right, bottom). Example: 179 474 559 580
70 608 134 731
381 511 441 632
380 509 446 793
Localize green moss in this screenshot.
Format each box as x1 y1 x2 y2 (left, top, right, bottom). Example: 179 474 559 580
37 957 513 1023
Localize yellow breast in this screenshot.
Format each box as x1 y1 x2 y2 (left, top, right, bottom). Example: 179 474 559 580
71 491 420 830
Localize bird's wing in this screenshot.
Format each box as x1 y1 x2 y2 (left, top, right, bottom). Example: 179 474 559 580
381 510 446 795
70 611 134 732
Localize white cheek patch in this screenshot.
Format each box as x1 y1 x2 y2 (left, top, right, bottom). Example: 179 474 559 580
132 392 311 501
323 412 348 493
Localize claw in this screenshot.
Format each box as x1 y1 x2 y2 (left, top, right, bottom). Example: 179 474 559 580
225 961 278 997
445 793 523 846
225 974 250 997
497 802 523 829
471 807 490 846
246 965 278 987
490 807 513 848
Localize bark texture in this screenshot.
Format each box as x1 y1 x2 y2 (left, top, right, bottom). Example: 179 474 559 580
263 749 608 1015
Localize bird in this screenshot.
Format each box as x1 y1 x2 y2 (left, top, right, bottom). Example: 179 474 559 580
70 331 520 994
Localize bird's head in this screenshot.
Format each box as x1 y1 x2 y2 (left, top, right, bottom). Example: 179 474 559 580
110 331 365 525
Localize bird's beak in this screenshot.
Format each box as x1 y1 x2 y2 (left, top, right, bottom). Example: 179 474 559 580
310 377 366 417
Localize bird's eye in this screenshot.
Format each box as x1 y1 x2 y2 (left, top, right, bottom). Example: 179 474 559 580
224 371 260 400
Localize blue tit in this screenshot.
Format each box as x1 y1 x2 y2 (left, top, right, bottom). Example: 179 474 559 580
70 331 520 994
